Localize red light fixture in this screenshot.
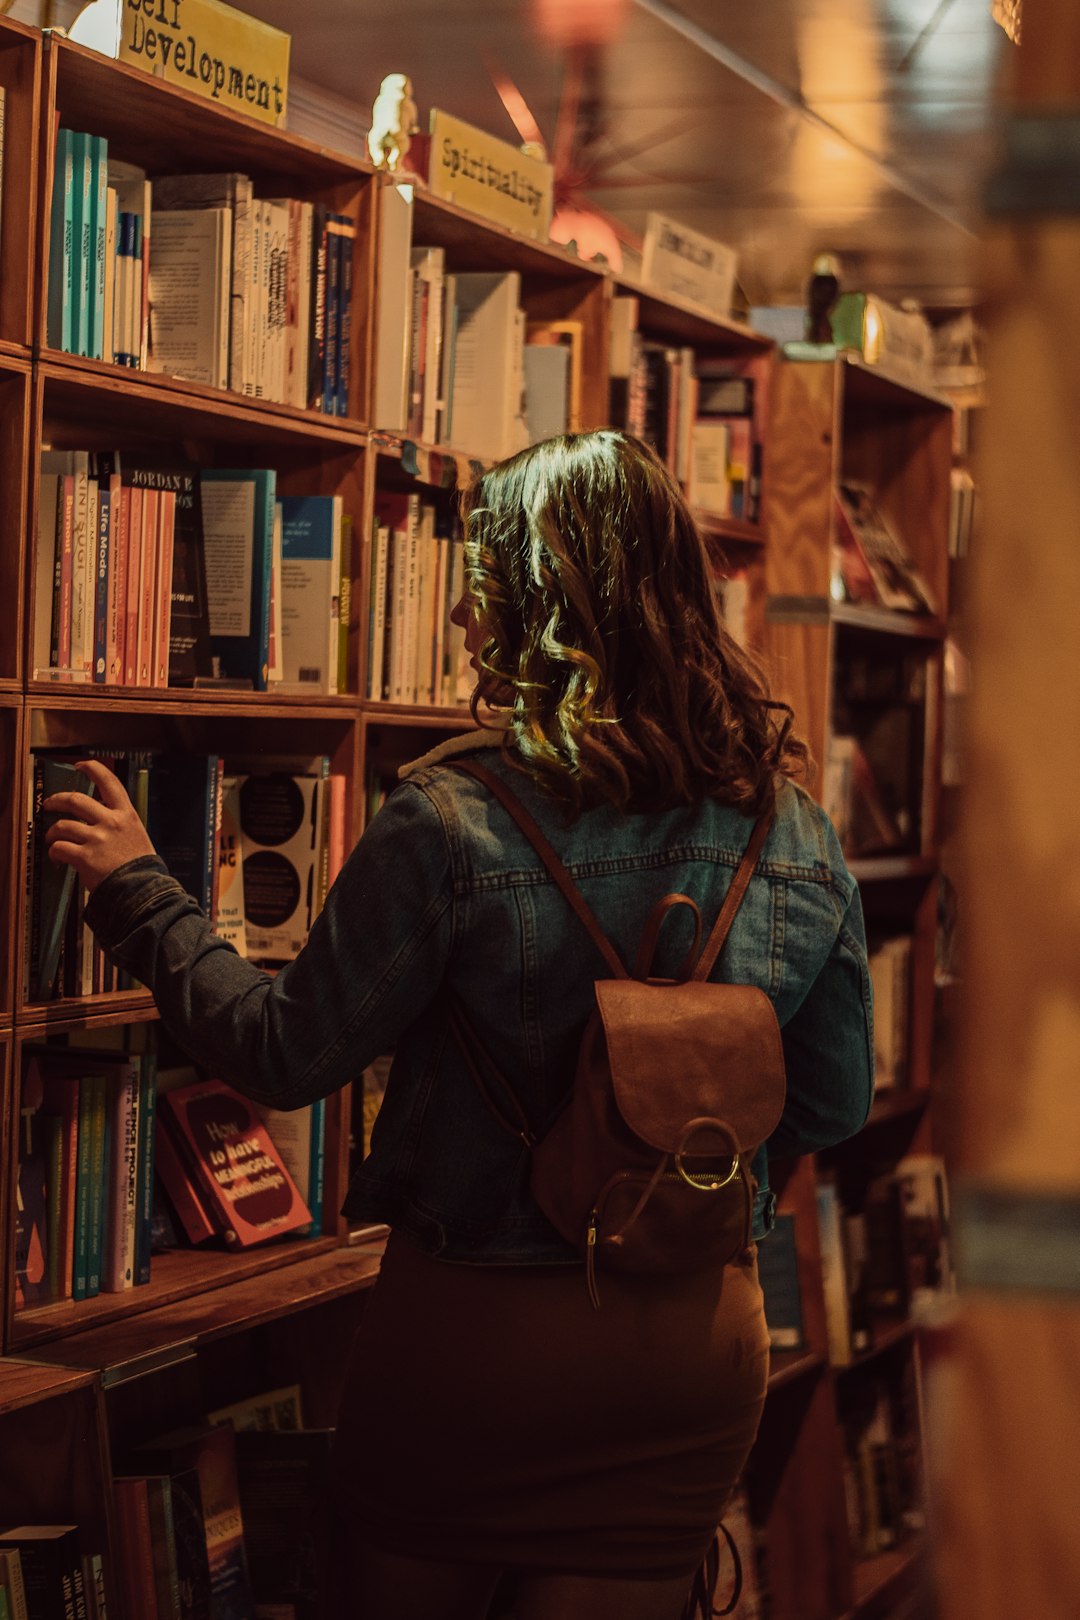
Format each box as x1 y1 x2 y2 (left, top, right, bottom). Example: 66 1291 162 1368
531 0 629 47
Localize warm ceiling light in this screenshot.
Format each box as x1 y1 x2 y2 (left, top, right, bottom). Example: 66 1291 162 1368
532 0 629 46
992 0 1021 44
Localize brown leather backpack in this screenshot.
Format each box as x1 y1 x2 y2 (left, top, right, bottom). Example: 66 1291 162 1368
448 759 787 1307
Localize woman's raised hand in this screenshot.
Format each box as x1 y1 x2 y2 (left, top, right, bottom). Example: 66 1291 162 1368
43 757 157 892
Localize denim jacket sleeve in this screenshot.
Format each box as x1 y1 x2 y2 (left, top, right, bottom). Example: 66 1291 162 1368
84 781 454 1109
769 873 875 1159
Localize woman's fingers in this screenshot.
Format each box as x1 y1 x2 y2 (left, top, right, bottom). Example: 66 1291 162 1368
41 789 103 822
74 757 130 809
44 818 93 847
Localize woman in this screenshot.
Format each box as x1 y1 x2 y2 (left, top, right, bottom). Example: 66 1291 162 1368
46 431 873 1620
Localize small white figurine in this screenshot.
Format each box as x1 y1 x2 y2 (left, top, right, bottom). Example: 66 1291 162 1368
368 74 418 172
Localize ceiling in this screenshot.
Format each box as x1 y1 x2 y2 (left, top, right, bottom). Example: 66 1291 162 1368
82 0 1011 308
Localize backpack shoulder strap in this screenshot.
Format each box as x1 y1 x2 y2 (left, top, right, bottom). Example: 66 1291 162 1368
446 758 629 980
691 805 775 982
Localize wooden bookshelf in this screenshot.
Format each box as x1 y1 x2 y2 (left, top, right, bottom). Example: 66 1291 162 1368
763 349 953 1616
0 32 954 1620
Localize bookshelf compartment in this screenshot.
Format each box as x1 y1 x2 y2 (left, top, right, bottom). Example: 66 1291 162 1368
10 1018 345 1353
18 706 361 1023
0 18 40 352
0 702 21 1022
30 374 370 698
39 34 377 425
0 362 30 686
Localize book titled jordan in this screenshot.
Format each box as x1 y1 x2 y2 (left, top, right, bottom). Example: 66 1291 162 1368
158 1079 311 1248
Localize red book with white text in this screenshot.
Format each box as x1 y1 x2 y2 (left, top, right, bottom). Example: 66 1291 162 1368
160 1079 311 1247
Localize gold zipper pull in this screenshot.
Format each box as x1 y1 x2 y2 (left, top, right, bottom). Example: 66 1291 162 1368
586 1215 601 1311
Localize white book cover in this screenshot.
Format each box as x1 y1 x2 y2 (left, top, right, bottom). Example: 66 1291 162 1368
373 183 414 431
523 344 570 444
215 774 248 955
201 477 256 637
265 200 290 403
409 245 445 444
296 200 314 409
278 494 343 691
413 503 439 705
689 420 731 515
368 522 390 700
151 172 255 395
431 534 450 711
389 523 408 702
450 271 523 462
148 207 232 388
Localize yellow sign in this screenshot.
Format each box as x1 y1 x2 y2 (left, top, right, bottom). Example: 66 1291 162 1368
428 109 553 240
119 0 290 128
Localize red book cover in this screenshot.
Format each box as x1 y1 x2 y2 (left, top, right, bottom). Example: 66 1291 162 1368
58 473 75 673
138 486 160 687
111 481 130 683
160 1080 311 1247
154 489 176 687
155 1118 218 1246
124 483 144 685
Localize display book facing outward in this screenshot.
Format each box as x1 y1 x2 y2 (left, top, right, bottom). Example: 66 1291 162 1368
0 20 951 1620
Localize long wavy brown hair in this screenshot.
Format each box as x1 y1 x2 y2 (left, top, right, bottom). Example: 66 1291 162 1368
462 430 806 816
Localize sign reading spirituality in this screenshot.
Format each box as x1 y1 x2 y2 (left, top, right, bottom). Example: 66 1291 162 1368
119 0 290 128
641 211 737 319
427 109 554 241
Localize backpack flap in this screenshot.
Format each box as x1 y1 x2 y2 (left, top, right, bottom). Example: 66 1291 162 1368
594 979 786 1155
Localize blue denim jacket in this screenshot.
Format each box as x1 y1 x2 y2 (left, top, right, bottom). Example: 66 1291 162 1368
85 730 874 1264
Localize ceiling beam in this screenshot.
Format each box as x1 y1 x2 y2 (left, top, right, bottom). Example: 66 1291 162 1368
629 0 978 237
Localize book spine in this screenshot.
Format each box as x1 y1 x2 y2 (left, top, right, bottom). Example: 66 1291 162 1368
92 485 110 682
137 488 158 687
57 474 74 675
86 1078 108 1297
47 128 74 351
72 1076 95 1300
153 1115 218 1245
102 1066 139 1291
134 1048 157 1285
88 134 108 360
71 130 93 358
154 490 175 687
308 205 328 411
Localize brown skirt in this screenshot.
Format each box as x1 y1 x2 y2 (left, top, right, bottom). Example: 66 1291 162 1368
329 1231 769 1581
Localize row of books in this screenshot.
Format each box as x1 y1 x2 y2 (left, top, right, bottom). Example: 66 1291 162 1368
15 1045 325 1312
610 294 762 521
27 753 346 1005
47 134 353 412
375 187 582 461
840 1368 925 1560
817 1157 954 1370
113 1382 333 1620
0 1528 105 1620
34 456 349 695
367 492 471 707
868 935 913 1089
831 482 936 615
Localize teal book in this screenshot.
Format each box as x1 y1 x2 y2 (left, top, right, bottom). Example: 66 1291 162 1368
87 133 109 360
72 1071 96 1299
31 758 96 1001
70 129 94 357
200 468 276 690
46 127 75 351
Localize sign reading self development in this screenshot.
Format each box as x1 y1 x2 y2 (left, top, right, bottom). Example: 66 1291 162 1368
428 109 554 240
119 0 290 128
641 212 737 318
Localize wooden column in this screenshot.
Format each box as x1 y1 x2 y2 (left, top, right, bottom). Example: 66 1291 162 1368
932 3 1080 1615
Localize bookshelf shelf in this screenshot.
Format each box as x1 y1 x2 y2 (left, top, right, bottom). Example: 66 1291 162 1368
830 603 948 641
841 355 952 415
846 1538 926 1617
837 1319 918 1375
25 683 361 714
48 35 377 192
614 275 770 354
16 990 159 1031
848 855 939 883
767 1347 827 1391
362 701 473 730
865 1088 931 1127
38 358 371 449
0 1357 97 1417
411 189 605 284
23 1242 381 1370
